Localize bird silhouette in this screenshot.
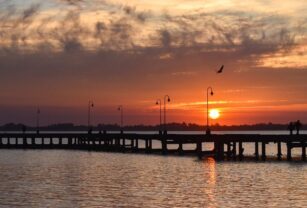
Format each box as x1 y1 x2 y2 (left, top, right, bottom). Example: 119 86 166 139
217 65 224 73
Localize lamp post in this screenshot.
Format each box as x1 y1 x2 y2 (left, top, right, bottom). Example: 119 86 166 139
164 95 171 133
88 100 94 131
118 105 123 132
156 99 162 132
206 87 214 135
36 107 40 134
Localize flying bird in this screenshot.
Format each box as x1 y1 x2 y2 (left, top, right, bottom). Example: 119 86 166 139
217 65 224 73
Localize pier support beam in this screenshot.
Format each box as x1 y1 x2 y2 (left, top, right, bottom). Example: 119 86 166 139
178 141 183 156
135 138 139 152
261 142 266 161
302 141 306 161
277 142 282 161
68 138 72 146
145 139 149 153
226 142 231 159
214 142 224 161
232 142 237 160
149 139 152 153
287 142 292 161
122 138 126 153
255 142 259 160
162 138 167 155
23 137 27 146
239 142 244 161
196 140 202 159
130 139 134 150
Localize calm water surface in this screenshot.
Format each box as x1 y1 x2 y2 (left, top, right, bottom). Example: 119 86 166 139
0 149 306 207
0 131 306 207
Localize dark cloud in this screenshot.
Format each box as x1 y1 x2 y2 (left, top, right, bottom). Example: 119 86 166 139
0 2 305 80
22 4 40 20
122 5 149 22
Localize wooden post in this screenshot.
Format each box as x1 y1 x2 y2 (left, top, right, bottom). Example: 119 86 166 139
302 141 306 161
261 142 266 161
277 142 282 161
287 142 292 161
149 139 152 153
31 137 35 145
232 142 237 160
227 142 231 159
23 136 27 146
178 141 183 156
135 138 139 152
0 137 2 145
255 142 259 160
196 140 202 159
59 138 62 145
145 139 149 153
131 139 134 150
162 138 167 155
214 142 224 161
122 137 126 152
68 137 72 146
239 142 243 161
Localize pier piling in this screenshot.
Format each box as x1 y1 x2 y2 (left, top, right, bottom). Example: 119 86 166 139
287 142 292 161
277 142 282 160
0 133 306 162
261 142 266 161
255 142 259 160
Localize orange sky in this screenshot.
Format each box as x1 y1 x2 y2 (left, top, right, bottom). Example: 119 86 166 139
0 0 307 126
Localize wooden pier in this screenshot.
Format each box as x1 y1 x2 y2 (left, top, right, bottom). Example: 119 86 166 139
0 132 306 161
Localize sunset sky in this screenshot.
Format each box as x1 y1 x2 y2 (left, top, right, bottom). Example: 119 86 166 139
0 0 307 126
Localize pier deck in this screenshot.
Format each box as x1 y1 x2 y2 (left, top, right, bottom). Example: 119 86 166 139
0 132 306 161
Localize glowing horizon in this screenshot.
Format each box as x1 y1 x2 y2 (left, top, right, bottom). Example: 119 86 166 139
0 0 307 126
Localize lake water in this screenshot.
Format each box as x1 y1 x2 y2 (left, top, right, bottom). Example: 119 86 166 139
0 131 306 207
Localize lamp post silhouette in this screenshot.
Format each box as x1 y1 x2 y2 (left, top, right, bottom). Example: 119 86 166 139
156 99 162 132
36 107 40 134
206 87 214 135
88 100 94 131
118 105 123 133
164 95 171 133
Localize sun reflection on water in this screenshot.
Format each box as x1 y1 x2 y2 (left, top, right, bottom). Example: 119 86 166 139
203 157 217 208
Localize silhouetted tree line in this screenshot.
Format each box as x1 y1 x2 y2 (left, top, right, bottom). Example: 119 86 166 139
0 122 306 131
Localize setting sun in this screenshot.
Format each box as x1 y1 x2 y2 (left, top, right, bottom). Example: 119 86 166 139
209 109 220 119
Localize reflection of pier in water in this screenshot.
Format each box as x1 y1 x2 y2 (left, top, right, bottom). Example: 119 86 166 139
0 132 306 161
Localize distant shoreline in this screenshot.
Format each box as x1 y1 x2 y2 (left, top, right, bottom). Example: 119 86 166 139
1 122 305 131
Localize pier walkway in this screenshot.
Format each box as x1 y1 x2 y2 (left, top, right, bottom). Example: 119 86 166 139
0 132 306 161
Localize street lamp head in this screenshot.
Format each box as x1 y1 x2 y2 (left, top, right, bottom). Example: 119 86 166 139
210 91 214 96
156 101 159 105
167 97 171 102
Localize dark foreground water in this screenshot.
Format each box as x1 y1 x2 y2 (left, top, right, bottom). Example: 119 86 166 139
0 149 306 207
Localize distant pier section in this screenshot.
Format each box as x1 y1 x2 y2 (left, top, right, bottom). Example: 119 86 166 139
0 132 306 161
